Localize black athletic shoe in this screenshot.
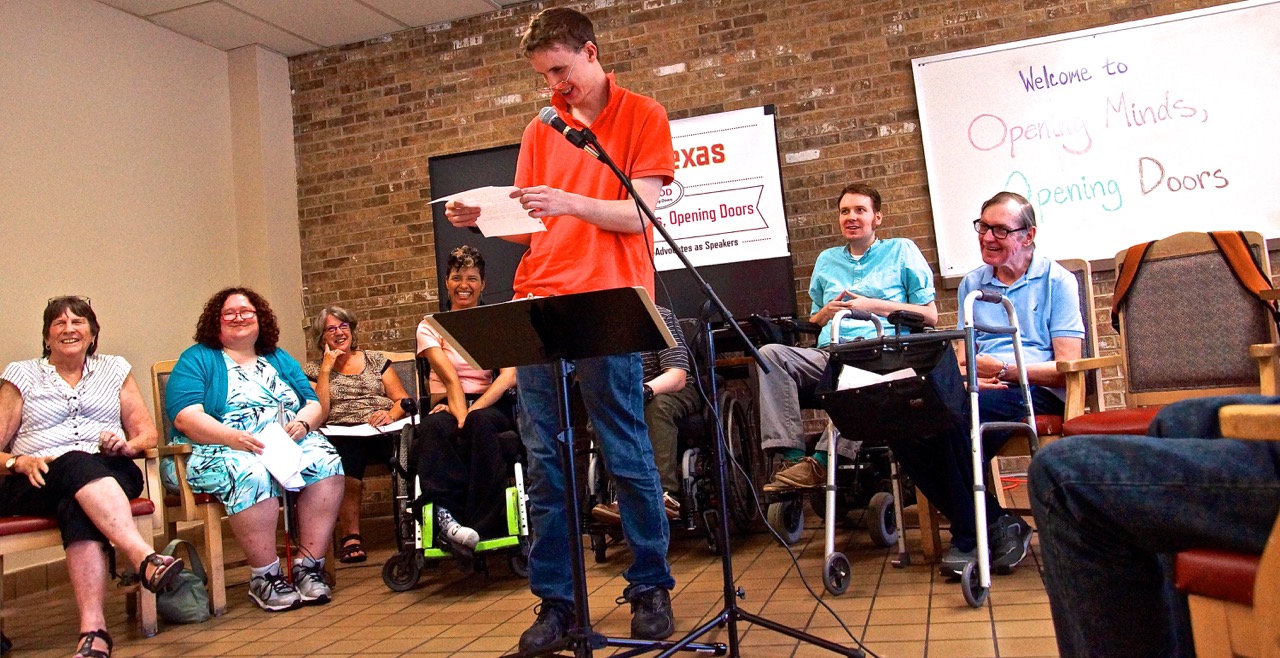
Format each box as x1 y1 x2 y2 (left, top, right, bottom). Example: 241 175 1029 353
990 514 1034 573
519 600 574 653
626 587 675 641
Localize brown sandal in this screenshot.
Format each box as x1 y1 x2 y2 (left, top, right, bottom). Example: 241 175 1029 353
74 629 112 658
138 553 184 593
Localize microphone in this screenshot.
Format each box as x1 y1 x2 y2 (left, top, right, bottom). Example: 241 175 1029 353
538 107 598 156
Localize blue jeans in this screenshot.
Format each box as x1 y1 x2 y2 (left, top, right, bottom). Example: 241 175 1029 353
517 354 674 604
1030 395 1280 657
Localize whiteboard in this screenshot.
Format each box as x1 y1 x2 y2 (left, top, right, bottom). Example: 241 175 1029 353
912 0 1280 277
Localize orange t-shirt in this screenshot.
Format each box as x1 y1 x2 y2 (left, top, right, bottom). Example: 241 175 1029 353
512 73 675 299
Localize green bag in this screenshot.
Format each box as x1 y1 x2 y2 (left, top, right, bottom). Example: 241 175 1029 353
156 539 211 624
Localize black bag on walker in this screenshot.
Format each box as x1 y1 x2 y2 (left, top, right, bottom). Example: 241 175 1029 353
816 330 969 445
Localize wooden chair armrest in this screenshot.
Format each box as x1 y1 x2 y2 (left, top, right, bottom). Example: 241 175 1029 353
155 444 193 457
1057 354 1123 373
1219 405 1280 441
1252 343 1280 396
1251 343 1280 358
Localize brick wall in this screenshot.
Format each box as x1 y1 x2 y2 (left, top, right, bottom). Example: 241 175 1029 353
290 0 1272 408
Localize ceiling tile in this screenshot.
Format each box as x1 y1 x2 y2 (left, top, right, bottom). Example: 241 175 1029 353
148 2 318 56
225 0 406 47
95 0 206 16
362 0 499 28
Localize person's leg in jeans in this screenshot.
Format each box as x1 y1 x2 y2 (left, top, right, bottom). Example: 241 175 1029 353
1030 397 1280 656
754 344 828 455
577 354 674 592
515 362 575 606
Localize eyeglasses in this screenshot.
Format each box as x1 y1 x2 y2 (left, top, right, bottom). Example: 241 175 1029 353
221 310 257 322
535 47 583 94
48 295 91 306
973 219 1029 240
323 323 351 335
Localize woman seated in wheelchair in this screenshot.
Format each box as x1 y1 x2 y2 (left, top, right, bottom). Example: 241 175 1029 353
0 296 184 658
413 245 516 553
304 305 411 564
164 287 343 613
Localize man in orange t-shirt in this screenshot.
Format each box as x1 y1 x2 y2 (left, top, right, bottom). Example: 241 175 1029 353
444 7 676 653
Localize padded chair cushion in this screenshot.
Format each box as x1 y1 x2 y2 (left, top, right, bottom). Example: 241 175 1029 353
1062 407 1162 437
1 498 154 538
0 516 59 537
1034 414 1062 436
1175 548 1259 606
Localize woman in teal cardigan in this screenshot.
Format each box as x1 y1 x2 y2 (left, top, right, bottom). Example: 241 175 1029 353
163 287 343 613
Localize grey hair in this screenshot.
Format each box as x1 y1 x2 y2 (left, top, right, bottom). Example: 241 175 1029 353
312 305 359 351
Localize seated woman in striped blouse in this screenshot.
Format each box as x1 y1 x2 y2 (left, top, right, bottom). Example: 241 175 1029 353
0 296 184 658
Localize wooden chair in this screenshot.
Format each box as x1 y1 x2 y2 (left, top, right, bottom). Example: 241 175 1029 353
1060 231 1279 438
1174 404 1280 658
0 452 164 638
151 359 227 616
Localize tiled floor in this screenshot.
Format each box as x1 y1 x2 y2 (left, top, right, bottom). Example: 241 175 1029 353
2 488 1057 657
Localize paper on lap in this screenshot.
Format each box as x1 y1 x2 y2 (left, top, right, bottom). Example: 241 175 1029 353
254 423 306 490
319 415 416 438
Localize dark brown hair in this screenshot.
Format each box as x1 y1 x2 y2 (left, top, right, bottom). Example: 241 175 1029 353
447 245 487 280
520 7 596 56
194 287 280 355
43 296 99 358
837 183 882 213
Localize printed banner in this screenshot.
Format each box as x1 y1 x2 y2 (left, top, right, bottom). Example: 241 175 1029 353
654 106 789 270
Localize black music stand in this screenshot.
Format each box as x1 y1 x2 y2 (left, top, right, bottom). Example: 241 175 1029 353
425 287 727 658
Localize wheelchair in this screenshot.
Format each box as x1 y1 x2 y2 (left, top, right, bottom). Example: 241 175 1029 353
381 363 531 592
584 314 769 562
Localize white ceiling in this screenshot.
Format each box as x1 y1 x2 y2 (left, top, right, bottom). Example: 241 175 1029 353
96 0 527 57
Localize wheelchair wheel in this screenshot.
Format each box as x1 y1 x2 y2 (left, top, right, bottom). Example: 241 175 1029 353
509 536 531 578
701 508 722 555
823 552 852 596
722 393 767 533
960 560 989 608
590 531 608 563
867 491 898 547
382 551 422 592
767 499 804 545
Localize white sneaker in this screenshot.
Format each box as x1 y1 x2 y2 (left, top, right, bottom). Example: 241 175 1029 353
435 507 480 552
249 571 302 612
290 560 332 606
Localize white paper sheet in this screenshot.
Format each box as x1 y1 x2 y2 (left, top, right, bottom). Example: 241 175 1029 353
836 366 917 390
319 414 417 438
431 186 547 237
254 423 306 490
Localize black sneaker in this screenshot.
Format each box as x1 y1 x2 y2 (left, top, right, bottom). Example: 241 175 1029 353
625 586 674 641
518 600 574 653
990 514 1034 573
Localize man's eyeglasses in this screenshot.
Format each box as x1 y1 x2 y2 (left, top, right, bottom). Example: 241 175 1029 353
535 47 584 94
323 323 351 335
221 310 257 322
973 219 1029 240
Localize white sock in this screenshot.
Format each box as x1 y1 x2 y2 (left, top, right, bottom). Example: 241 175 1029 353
250 559 281 578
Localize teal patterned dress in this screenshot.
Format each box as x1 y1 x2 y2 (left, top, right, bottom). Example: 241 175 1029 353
161 353 342 514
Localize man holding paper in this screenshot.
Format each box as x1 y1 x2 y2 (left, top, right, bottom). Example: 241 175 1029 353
444 7 675 652
756 183 937 490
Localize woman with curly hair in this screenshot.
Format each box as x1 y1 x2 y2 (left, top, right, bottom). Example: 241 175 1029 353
162 287 343 613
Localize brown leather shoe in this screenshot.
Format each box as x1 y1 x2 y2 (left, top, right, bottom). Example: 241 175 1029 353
591 501 621 524
771 456 826 489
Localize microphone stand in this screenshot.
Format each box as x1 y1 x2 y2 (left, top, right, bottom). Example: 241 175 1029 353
576 127 864 658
